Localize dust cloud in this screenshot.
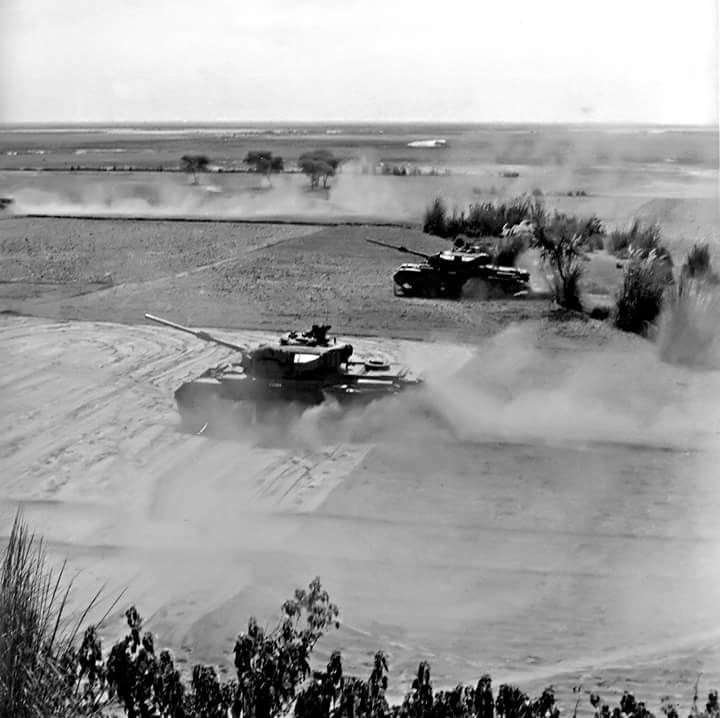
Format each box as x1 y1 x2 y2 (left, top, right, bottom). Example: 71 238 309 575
4 170 425 222
165 320 720 677
232 323 720 457
657 280 720 370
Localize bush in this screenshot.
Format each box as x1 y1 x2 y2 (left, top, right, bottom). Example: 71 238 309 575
584 232 605 252
445 208 467 239
421 196 606 256
682 241 716 280
532 211 589 311
494 219 536 266
657 268 720 367
0 511 106 718
423 196 448 236
607 220 668 259
538 212 604 252
493 232 528 266
423 195 545 240
613 249 674 334
6 517 719 718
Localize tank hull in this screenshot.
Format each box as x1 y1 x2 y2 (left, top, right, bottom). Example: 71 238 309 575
392 261 530 298
173 364 422 433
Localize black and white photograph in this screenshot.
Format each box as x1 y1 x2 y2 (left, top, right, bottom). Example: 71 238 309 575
0 1 719 716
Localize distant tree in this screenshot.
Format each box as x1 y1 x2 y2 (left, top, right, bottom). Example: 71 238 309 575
244 150 284 186
180 154 209 185
298 149 340 190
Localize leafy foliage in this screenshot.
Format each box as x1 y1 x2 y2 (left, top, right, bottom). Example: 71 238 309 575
495 219 536 266
613 248 674 335
657 254 720 366
422 196 605 271
422 196 546 240
232 578 340 718
606 220 668 260
244 151 284 185
94 577 339 717
423 197 448 236
681 242 717 282
0 510 112 718
180 155 210 185
298 150 341 189
5 518 719 718
531 211 589 311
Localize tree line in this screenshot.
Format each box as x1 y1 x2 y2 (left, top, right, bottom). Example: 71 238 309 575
179 149 341 190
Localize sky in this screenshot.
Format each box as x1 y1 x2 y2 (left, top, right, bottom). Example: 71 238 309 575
1 0 718 125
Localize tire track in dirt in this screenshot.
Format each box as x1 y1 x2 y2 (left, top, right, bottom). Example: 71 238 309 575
255 444 376 513
0 315 398 651
0 315 411 513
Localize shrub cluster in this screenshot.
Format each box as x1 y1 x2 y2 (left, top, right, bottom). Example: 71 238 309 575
5 512 720 718
422 196 546 240
532 211 590 312
420 194 719 334
422 196 604 253
606 220 669 260
611 240 718 338
681 242 718 283
655 242 720 365
613 249 674 334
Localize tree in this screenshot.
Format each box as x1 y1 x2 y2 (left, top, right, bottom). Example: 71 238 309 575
531 211 588 312
244 150 284 186
298 149 340 190
180 154 209 185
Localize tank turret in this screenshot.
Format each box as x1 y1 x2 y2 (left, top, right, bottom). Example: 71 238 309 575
280 324 335 347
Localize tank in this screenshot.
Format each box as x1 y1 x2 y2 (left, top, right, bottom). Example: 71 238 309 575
144 313 423 433
0 197 14 212
366 238 530 298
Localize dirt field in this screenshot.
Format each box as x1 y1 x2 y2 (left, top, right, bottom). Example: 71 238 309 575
1 178 720 709
0 217 547 335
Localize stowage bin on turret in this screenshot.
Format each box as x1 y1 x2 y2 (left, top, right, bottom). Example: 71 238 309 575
144 313 423 433
366 238 530 299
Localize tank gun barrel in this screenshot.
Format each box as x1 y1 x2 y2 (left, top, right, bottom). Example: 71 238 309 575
144 313 246 353
365 238 431 260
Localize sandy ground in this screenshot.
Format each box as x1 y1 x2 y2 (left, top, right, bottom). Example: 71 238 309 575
2 313 720 709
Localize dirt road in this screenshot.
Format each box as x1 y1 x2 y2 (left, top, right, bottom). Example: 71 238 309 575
1 315 719 706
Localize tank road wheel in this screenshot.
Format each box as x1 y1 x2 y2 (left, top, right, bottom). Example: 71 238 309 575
447 282 463 299
424 282 439 299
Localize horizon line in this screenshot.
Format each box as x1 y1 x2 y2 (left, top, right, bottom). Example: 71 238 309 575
0 120 718 129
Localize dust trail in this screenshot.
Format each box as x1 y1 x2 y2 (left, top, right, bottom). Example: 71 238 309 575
3 171 424 222
278 323 719 455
